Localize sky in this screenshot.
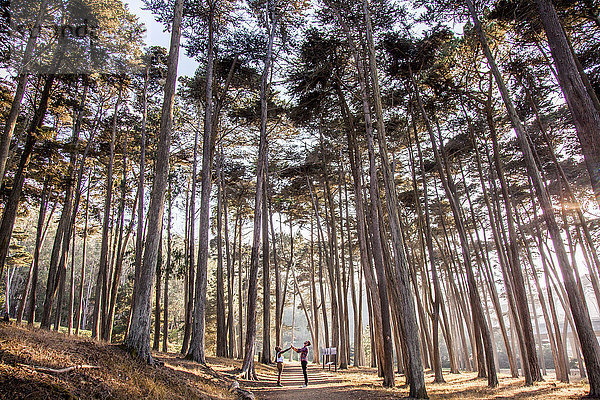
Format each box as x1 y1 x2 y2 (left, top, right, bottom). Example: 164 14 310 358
125 0 200 78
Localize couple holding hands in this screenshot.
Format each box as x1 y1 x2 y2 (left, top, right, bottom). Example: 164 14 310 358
274 340 311 388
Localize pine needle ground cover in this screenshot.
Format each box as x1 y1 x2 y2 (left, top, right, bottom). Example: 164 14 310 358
0 323 235 400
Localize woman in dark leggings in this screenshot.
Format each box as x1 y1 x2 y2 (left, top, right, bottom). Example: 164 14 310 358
292 341 311 387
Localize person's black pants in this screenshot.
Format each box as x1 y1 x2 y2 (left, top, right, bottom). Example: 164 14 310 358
301 360 308 385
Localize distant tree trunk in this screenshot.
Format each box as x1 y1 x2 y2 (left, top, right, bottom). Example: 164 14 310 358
310 217 321 363
336 150 350 369
260 119 271 366
410 116 445 383
105 130 133 342
125 0 183 363
153 235 163 351
290 289 296 361
163 178 172 353
135 63 148 344
272 204 282 349
67 219 77 335
231 210 240 358
225 167 235 358
342 166 360 367
309 181 330 350
216 152 227 357
486 104 540 384
43 76 81 333
237 212 244 359
92 83 122 338
17 176 50 324
321 145 340 367
75 177 91 335
464 111 519 378
181 113 199 355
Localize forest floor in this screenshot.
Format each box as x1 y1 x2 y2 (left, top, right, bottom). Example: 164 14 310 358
0 322 236 400
0 322 591 399
209 357 590 399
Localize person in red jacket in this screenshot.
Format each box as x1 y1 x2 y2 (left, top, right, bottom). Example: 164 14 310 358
291 341 311 387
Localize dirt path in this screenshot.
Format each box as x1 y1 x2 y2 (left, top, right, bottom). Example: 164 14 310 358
242 363 383 400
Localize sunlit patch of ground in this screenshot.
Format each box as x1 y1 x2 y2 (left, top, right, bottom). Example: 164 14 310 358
334 367 589 399
206 356 590 399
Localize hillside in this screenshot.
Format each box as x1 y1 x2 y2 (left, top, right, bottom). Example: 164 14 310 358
0 323 236 400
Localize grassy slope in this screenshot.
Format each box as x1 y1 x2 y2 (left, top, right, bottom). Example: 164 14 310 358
0 323 236 400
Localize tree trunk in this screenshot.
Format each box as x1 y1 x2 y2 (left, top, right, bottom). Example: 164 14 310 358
125 0 183 363
237 213 244 359
135 63 148 344
0 0 47 187
409 108 445 382
92 84 122 338
239 7 278 379
216 152 227 357
534 0 600 207
188 3 216 363
413 68 498 386
153 235 163 351
0 75 54 286
486 105 540 384
75 177 91 335
260 163 271 364
17 176 50 324
310 217 321 363
163 178 172 353
225 163 235 358
181 113 199 355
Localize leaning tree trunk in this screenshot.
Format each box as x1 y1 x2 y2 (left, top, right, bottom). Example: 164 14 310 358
486 104 540 384
239 7 278 380
410 119 445 383
359 6 426 390
534 0 600 208
0 75 54 285
411 70 497 387
0 0 46 187
125 0 183 363
466 0 600 394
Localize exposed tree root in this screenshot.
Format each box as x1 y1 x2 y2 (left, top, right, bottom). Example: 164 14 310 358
18 363 100 374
